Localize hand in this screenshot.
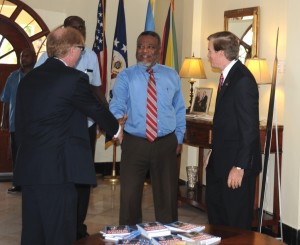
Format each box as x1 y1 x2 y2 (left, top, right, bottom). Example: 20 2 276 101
227 166 244 189
176 144 182 156
113 128 123 145
118 113 127 126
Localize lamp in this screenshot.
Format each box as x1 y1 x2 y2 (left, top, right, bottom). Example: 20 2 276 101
245 58 271 84
179 55 207 111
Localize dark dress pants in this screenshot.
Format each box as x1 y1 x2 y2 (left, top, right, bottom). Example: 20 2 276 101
206 168 257 230
10 132 18 186
119 132 178 225
21 183 77 245
76 123 96 239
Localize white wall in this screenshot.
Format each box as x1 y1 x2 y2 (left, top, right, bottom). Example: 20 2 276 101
24 0 300 230
282 0 300 230
196 0 300 230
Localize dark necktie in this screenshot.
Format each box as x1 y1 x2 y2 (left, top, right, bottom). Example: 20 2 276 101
146 68 157 142
218 73 224 92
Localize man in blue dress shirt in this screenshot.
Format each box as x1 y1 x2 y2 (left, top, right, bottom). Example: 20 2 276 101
110 31 186 225
0 48 36 193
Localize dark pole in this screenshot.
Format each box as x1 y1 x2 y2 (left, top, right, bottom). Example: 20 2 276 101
258 28 279 232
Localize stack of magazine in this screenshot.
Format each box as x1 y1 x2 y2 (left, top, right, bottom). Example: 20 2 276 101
100 221 221 244
151 234 182 245
136 222 171 239
100 225 132 241
165 221 205 233
177 231 221 245
117 238 151 244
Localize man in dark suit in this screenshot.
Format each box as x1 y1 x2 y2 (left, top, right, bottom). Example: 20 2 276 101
199 91 208 112
14 26 122 245
205 31 261 229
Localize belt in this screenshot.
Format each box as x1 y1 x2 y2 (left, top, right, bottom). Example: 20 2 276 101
124 131 175 142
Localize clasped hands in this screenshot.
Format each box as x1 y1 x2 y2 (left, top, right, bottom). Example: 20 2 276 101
112 114 127 145
227 166 244 189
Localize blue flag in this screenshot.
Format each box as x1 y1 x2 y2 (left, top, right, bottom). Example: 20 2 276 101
106 0 128 149
109 0 128 100
144 0 155 31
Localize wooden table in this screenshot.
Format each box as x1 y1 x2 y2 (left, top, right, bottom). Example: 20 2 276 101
178 116 284 233
73 224 285 245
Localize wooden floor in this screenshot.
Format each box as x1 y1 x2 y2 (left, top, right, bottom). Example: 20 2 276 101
0 175 208 245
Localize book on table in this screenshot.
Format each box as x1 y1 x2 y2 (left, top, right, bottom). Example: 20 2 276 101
177 231 221 245
136 221 171 239
117 238 151 244
151 234 182 245
100 225 131 240
165 221 205 233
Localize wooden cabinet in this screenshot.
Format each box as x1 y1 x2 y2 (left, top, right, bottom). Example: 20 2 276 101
178 116 283 233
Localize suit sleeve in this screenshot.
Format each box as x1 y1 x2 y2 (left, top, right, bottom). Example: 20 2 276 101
71 74 119 137
234 75 260 169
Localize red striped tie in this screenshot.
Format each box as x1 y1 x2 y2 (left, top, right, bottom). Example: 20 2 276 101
218 73 224 92
146 68 157 142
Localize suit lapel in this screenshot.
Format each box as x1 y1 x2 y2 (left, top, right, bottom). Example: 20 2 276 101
215 61 241 108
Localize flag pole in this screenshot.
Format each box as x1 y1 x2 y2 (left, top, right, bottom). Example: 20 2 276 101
104 142 119 183
258 27 279 232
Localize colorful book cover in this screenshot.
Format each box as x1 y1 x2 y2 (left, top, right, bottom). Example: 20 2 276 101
151 234 182 245
103 225 131 236
165 221 205 232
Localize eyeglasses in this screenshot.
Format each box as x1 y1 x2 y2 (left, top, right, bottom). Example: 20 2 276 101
75 45 85 53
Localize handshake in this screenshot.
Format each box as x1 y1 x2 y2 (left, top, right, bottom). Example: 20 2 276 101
112 114 127 145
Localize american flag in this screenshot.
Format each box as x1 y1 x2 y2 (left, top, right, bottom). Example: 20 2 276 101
93 0 108 96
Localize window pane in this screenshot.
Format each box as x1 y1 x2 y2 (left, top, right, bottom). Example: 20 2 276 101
0 1 17 18
0 36 17 64
32 36 47 59
242 29 253 47
15 10 42 37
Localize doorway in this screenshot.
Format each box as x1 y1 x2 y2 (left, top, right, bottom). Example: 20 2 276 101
0 0 49 173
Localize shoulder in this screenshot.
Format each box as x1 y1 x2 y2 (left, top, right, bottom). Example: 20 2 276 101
155 64 179 76
38 58 84 76
34 52 48 67
75 48 99 72
8 69 20 78
230 60 255 81
5 70 20 84
118 64 138 76
83 48 98 59
154 64 180 83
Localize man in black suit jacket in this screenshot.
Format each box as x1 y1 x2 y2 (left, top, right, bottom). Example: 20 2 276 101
199 91 208 112
205 31 261 229
14 27 122 245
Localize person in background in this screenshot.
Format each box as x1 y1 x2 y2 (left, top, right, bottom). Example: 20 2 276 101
109 31 186 225
193 90 202 112
205 31 261 229
199 90 208 112
0 48 36 194
35 15 107 239
15 26 122 245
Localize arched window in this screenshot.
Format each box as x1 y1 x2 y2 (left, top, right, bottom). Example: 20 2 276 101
0 0 49 173
0 0 49 64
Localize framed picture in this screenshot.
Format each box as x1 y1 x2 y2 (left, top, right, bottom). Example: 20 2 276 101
190 87 213 114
